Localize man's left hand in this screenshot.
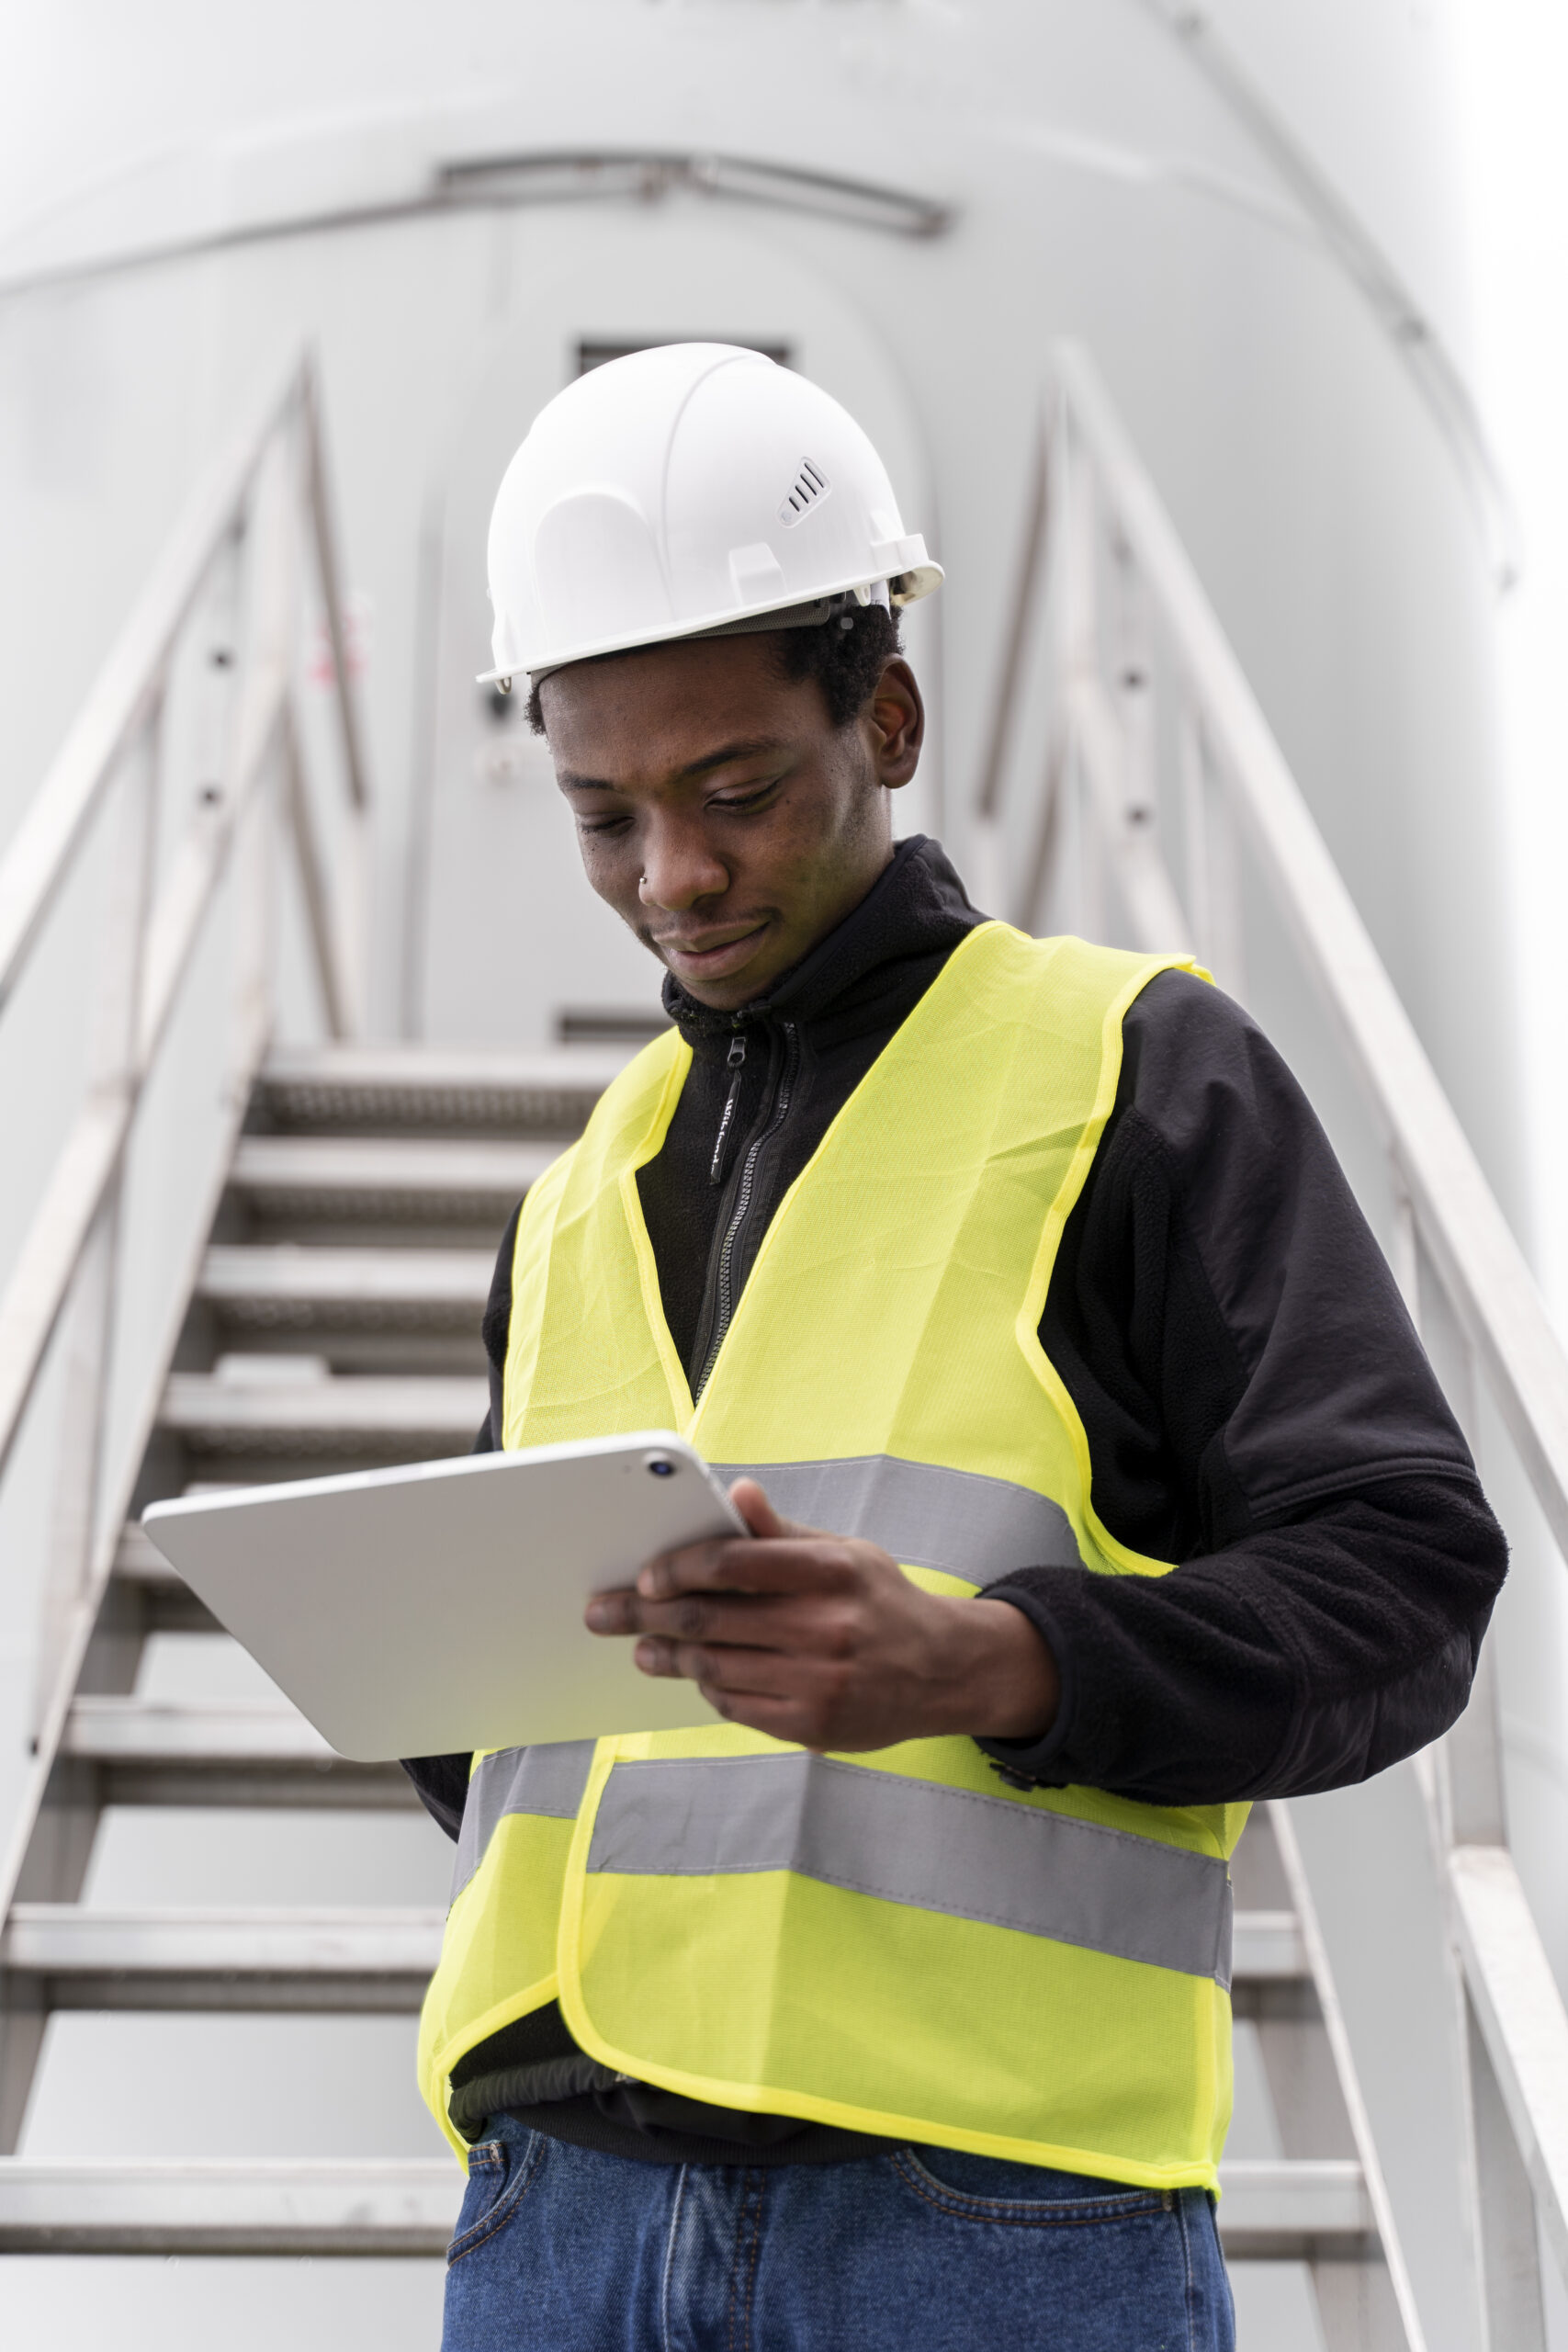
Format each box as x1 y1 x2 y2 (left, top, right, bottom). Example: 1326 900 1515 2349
583 1477 1060 1753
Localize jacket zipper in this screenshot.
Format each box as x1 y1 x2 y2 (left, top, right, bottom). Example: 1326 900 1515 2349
694 1018 799 1400
709 1032 748 1186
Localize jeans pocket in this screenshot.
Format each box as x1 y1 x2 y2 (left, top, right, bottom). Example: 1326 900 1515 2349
893 2146 1171 2226
446 2131 543 2266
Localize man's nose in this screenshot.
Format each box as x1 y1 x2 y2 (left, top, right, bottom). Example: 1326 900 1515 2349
637 819 728 912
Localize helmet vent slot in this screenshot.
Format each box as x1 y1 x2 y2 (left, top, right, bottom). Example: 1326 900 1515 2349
777 459 830 527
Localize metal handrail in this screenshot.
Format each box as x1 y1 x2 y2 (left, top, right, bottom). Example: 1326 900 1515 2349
0 356 369 1012
991 338 1568 2344
0 346 371 2053
0 358 290 1013
0 345 368 1490
1052 342 1568 1562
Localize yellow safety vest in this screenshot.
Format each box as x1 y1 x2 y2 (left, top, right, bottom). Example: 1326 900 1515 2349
418 922 1247 2190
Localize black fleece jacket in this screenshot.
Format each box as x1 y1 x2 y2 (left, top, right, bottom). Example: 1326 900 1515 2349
404 835 1505 2158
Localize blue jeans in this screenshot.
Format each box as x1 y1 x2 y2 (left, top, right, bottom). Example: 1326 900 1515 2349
441 2115 1235 2351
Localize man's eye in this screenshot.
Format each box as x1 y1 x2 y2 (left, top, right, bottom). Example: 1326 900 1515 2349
581 813 632 835
713 782 778 813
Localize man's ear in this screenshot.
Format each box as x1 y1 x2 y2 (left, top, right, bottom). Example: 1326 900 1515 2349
867 658 924 791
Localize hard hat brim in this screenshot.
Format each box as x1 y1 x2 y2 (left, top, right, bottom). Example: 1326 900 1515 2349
475 561 943 688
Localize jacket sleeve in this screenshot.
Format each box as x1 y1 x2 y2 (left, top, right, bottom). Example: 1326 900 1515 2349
478 1199 522 1453
976 971 1507 1805
399 1203 525 1838
400 1751 472 1840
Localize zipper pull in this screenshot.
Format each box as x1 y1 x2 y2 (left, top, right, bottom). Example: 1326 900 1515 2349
709 1033 747 1185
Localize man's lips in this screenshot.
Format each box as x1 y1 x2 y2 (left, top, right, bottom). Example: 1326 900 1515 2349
654 921 771 977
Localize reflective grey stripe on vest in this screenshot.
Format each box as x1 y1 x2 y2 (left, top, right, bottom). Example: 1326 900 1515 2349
710 1456 1083 1585
587 1752 1233 1987
450 1741 595 1905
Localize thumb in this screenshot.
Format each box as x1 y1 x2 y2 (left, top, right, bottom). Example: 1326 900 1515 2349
728 1476 806 1541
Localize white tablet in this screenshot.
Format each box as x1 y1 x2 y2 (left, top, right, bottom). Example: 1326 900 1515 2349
140 1433 748 1760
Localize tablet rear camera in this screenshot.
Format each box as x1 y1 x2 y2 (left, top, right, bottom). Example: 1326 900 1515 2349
645 1453 677 1479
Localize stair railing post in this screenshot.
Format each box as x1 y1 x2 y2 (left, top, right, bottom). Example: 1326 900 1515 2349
1388 1175 1423 1337
1266 1804 1429 2351
229 748 281 1102
1177 700 1212 958
1436 1654 1549 2351
1020 385 1073 937
258 397 362 1047
972 401 1051 920
227 483 284 1105
1057 409 1103 944
297 360 371 1039
30 695 162 1758
1401 1283 1551 2350
1199 733 1248 1005
1018 718 1068 943
1111 525 1156 850
1077 513 1192 957
1462 1989 1549 2349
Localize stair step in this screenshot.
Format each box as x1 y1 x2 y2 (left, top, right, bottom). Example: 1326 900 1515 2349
227 1135 557 1227
0 2154 1370 2258
1214 2158 1375 2259
62 1699 415 1808
1 1905 443 2010
1229 1905 1313 2020
254 1044 628 1136
158 1371 489 1457
197 1245 493 1333
0 2157 463 2255
1232 1910 1308 1983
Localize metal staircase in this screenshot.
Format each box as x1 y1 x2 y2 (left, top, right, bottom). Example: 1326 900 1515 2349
1 344 1566 2347
0 1039 614 2245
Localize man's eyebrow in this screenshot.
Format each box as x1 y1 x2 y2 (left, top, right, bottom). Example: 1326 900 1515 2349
557 738 788 793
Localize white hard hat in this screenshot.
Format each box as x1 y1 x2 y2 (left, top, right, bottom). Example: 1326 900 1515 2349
479 343 942 686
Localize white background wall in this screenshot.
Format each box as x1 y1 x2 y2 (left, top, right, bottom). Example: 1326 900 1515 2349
1450 0 1568 1329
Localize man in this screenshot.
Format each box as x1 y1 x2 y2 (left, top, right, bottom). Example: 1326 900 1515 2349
406 345 1505 2350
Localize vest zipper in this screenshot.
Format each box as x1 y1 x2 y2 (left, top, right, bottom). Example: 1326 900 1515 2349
694 1018 799 1401
709 1032 748 1186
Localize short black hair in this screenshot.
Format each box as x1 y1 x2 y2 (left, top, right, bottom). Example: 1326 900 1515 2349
766 600 903 728
524 601 903 735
